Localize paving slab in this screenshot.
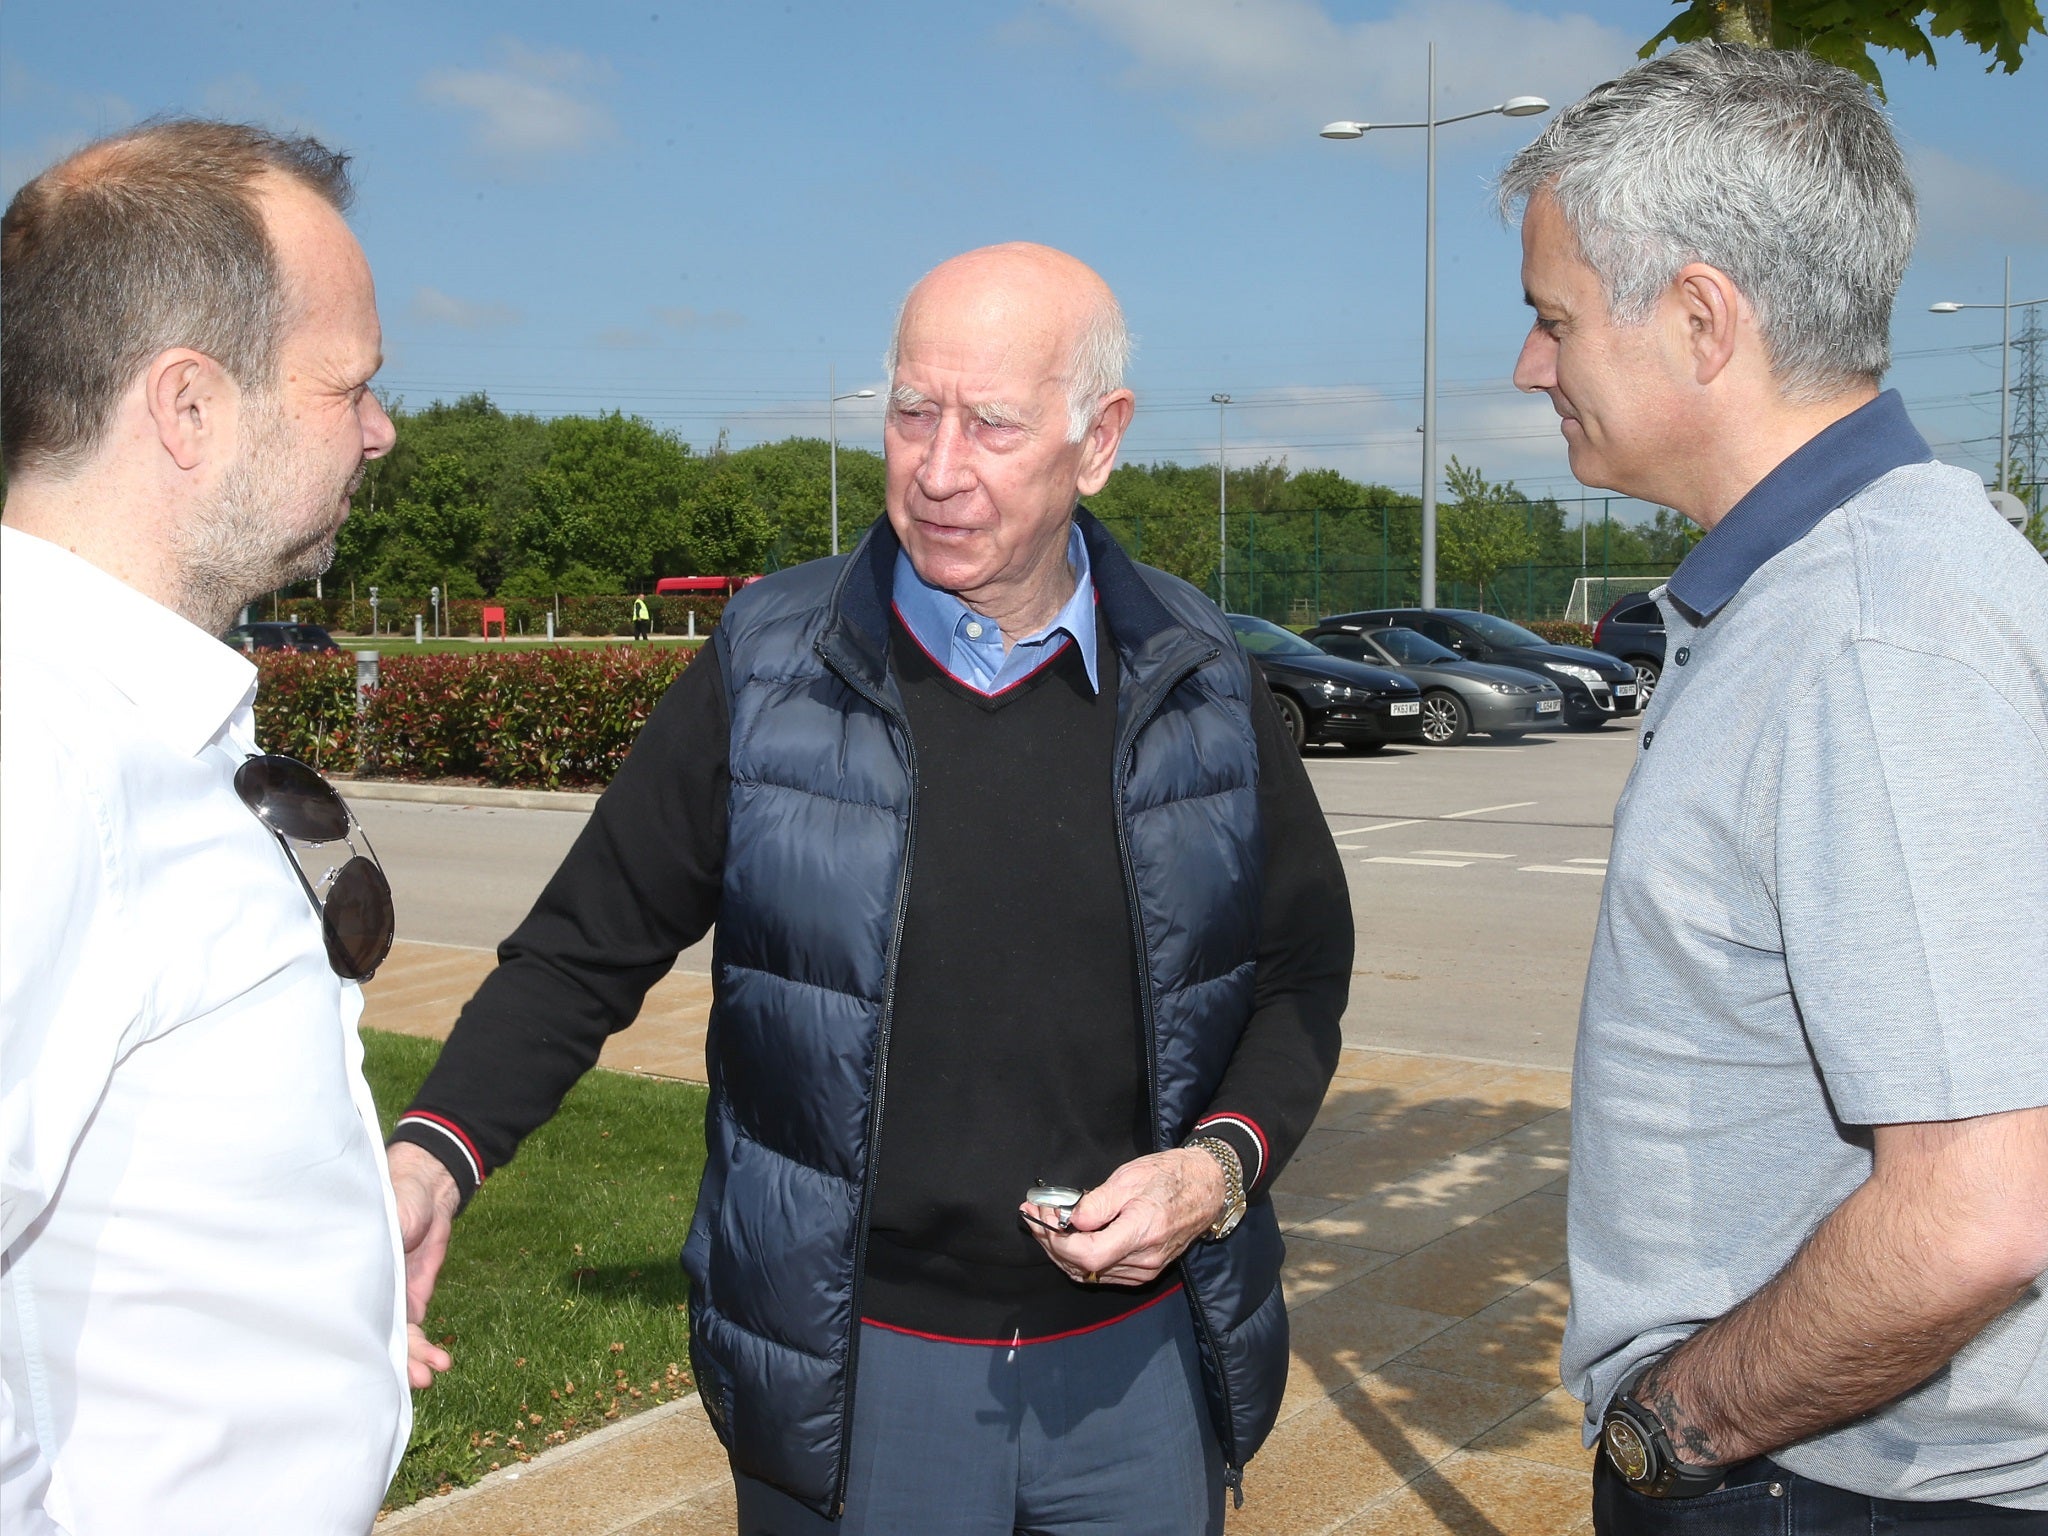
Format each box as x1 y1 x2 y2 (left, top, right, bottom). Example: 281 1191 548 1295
366 942 1595 1535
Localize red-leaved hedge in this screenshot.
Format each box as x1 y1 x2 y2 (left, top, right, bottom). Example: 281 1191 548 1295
253 647 697 789
1524 619 1597 648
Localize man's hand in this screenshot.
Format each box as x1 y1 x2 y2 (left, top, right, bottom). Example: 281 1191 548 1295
1019 1148 1226 1287
1632 1104 2048 1467
387 1141 462 1388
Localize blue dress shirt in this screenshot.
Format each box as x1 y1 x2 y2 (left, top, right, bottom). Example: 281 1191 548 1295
891 522 1101 696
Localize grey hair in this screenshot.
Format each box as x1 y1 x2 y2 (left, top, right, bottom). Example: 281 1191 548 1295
1497 43 1915 402
883 285 1132 443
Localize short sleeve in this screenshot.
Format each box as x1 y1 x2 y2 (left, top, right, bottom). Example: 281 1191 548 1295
1773 640 2048 1125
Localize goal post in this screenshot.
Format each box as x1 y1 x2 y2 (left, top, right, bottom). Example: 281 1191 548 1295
1564 574 1670 625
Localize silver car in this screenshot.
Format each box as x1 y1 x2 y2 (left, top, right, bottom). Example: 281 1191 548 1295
1311 627 1563 744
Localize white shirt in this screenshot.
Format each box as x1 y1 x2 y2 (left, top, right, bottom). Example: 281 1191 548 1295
1 526 409 1534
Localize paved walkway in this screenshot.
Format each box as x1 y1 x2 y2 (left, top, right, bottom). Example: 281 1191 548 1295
366 941 1593 1535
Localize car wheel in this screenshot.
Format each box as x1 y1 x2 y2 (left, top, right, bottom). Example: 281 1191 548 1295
1342 740 1386 755
1632 657 1661 704
1272 692 1307 751
1419 691 1469 745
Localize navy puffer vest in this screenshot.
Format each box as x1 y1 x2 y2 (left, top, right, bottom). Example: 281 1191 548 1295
682 511 1288 1514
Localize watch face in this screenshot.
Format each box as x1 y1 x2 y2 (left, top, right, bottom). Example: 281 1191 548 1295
1604 1416 1652 1483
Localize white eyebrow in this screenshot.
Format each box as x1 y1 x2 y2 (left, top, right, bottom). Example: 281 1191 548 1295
970 400 1029 430
889 385 930 411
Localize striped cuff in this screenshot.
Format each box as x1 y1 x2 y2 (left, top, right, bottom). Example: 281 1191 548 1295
389 1111 486 1212
1191 1113 1269 1197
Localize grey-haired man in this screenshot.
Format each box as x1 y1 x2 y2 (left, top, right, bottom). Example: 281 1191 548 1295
1500 43 2048 1533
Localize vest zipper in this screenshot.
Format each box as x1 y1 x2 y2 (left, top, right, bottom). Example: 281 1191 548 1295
1111 642 1246 1502
819 652 918 1518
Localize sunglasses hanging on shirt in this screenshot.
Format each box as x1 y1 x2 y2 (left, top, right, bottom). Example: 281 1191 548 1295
234 753 395 982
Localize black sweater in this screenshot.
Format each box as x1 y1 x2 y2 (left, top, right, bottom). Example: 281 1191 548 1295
394 617 1351 1336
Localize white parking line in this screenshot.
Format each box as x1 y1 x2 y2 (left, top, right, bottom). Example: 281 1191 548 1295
1413 850 1514 859
1330 819 1424 841
1365 856 1473 868
1568 858 1608 866
1520 864 1607 876
1441 801 1537 820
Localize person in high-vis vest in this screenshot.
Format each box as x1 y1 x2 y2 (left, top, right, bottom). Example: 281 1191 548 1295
631 594 651 641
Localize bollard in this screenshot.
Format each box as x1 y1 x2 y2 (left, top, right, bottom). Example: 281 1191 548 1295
545 610 555 641
354 651 379 713
687 609 697 639
414 615 424 645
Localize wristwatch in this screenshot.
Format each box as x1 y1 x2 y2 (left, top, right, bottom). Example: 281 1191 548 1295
1600 1358 1727 1499
1186 1136 1247 1240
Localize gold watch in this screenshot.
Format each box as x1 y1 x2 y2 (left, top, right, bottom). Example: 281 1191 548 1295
1187 1136 1247 1240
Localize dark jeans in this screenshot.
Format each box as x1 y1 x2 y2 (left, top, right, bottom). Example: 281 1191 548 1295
1595 1452 2048 1534
633 619 651 640
732 1294 1223 1535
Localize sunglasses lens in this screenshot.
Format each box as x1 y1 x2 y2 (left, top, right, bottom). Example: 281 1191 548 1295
235 756 350 843
322 857 395 981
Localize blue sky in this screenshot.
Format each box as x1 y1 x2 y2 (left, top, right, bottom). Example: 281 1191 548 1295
5 1 2043 513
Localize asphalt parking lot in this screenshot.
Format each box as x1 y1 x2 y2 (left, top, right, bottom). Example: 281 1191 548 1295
354 717 1639 1073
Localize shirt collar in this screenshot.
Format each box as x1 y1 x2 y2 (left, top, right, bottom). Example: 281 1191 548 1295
1666 390 1931 622
1 524 258 758
890 521 1101 694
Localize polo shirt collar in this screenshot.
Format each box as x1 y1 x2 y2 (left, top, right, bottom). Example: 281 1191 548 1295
890 521 1102 694
1666 389 1931 622
1 524 257 758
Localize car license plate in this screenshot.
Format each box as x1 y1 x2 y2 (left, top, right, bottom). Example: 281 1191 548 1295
1615 682 1637 696
1537 699 1561 713
1390 701 1420 716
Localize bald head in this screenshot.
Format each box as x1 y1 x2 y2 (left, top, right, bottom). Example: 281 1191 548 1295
887 243 1129 443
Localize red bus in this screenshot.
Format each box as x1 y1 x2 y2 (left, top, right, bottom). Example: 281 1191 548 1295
653 575 764 598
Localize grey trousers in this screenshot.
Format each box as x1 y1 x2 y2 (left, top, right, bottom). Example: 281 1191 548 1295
732 1290 1226 1535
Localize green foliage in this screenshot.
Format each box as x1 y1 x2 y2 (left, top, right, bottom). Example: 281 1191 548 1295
361 1030 707 1507
1439 457 1542 609
1526 619 1598 647
1640 0 2042 93
252 648 699 788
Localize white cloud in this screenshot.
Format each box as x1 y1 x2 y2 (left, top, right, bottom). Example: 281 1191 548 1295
654 305 747 334
1044 0 1637 147
420 39 615 160
1908 146 2048 258
411 286 522 330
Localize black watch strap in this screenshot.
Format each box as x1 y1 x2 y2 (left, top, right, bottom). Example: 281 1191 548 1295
1600 1360 1728 1499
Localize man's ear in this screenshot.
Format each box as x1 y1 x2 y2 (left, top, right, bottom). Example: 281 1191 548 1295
1075 389 1136 496
144 348 233 473
1673 264 1743 388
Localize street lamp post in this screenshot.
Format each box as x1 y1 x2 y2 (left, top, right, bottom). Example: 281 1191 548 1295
829 365 878 557
1211 393 1232 608
1323 47 1547 609
1931 257 2048 497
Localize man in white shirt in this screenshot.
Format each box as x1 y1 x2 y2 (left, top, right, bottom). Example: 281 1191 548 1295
1 120 438 1534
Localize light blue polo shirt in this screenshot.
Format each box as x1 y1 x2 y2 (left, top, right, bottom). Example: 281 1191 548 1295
1563 391 2048 1508
891 522 1100 696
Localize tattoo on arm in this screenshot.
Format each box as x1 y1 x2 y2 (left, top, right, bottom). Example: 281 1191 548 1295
1638 1367 1721 1466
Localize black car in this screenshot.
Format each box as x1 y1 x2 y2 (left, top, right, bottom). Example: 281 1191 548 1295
1311 627 1564 744
1593 594 1667 705
222 621 342 654
1312 608 1640 730
1227 614 1424 753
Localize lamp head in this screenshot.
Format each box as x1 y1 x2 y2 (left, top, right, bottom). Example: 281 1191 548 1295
1500 96 1549 117
1320 121 1368 139
1211 393 1233 405
854 389 876 398
1928 302 1961 313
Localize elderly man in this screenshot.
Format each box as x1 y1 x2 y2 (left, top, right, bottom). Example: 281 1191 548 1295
1500 44 2048 1531
386 242 1349 1532
0 122 432 1534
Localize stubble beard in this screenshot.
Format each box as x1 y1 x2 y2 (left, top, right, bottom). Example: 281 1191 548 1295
174 398 362 634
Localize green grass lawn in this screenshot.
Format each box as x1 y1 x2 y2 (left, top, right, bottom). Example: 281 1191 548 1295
362 1029 709 1506
335 635 707 655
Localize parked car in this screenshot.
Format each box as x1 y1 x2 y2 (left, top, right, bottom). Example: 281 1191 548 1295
1311 608 1640 730
1311 626 1564 744
1592 594 1667 704
221 621 342 654
1226 613 1424 753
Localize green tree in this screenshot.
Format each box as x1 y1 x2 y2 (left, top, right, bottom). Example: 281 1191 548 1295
1439 457 1541 610
1642 0 2040 92
686 465 775 576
